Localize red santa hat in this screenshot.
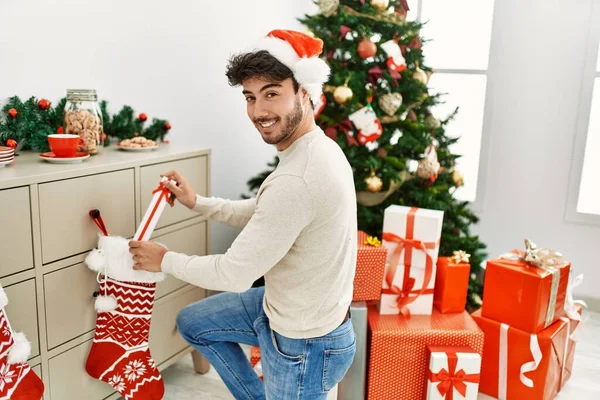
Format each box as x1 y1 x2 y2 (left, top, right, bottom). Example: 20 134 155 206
254 29 331 104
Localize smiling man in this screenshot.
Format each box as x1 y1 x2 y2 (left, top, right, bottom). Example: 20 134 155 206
128 30 357 399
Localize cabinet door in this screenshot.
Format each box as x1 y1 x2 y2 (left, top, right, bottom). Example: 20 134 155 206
5 279 39 358
39 169 136 264
149 287 205 365
140 156 207 229
44 262 98 349
48 339 115 400
153 221 207 299
0 187 33 277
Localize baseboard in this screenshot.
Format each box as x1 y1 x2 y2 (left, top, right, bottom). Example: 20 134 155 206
579 295 600 312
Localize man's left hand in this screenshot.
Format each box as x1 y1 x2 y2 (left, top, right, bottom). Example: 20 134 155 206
129 240 168 272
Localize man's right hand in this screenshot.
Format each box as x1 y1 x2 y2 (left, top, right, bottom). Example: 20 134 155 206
160 170 197 210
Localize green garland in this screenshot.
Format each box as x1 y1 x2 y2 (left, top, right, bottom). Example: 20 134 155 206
0 96 171 152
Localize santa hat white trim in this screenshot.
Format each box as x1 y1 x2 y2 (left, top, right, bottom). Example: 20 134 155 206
85 234 166 284
254 36 330 104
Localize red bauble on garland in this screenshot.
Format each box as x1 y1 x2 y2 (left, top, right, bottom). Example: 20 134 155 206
57 126 64 134
358 39 377 58
38 99 51 110
8 108 17 118
164 122 172 130
138 113 147 122
6 139 17 149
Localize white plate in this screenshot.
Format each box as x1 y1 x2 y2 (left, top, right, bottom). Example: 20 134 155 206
0 158 14 167
117 145 159 152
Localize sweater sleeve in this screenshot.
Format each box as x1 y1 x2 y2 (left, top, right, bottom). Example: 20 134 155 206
161 175 313 292
192 195 256 229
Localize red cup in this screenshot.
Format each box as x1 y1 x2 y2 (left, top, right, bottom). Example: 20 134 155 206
48 134 83 157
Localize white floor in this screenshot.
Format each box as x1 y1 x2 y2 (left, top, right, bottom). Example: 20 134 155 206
163 311 600 399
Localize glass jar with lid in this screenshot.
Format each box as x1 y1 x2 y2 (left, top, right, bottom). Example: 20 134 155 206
64 89 103 154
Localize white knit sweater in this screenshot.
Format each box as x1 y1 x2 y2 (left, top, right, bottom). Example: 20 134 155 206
162 127 357 338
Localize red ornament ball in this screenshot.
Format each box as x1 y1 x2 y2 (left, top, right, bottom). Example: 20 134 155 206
6 139 17 149
164 122 172 130
102 132 107 141
138 113 147 122
38 99 51 110
57 126 64 134
358 39 377 59
8 108 17 118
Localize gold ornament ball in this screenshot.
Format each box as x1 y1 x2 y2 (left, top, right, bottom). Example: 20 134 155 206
370 0 390 12
413 67 428 84
366 174 383 192
318 0 340 17
425 115 441 129
333 85 353 104
452 170 464 187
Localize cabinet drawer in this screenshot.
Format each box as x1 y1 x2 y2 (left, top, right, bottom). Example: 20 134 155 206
48 339 114 400
149 286 205 365
44 263 98 349
0 187 33 277
39 169 136 264
140 156 207 229
5 279 39 358
32 364 41 380
153 221 207 299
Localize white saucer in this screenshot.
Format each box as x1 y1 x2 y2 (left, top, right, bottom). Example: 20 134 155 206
0 158 14 167
40 152 90 164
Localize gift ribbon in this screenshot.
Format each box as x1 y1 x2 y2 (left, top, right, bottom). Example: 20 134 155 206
381 207 438 316
428 351 480 400
134 177 173 241
500 248 562 328
498 323 543 400
559 317 571 388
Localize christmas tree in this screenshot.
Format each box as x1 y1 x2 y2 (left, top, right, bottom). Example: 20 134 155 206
245 0 487 309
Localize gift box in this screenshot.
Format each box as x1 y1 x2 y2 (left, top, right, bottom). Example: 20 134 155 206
378 205 444 315
433 252 470 313
425 345 481 400
367 305 483 400
353 231 387 301
472 308 574 400
481 239 571 333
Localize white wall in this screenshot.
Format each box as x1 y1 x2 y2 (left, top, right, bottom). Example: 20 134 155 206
0 0 316 255
1 1 597 301
474 0 600 301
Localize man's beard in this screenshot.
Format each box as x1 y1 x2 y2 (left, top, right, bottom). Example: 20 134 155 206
260 98 303 146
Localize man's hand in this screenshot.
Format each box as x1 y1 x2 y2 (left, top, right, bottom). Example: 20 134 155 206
161 170 197 209
129 240 168 273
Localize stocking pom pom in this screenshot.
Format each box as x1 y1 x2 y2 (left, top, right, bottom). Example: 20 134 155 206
8 332 31 364
85 248 106 272
95 295 118 312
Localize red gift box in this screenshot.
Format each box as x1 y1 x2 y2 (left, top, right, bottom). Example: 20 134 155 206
472 308 575 400
367 305 484 400
481 243 570 333
353 231 387 301
433 254 470 313
559 302 584 390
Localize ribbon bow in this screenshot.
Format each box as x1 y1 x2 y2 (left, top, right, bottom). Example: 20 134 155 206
450 250 470 264
428 352 480 400
364 236 381 247
381 207 438 316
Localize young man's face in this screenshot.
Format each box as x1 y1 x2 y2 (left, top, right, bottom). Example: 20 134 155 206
242 77 304 149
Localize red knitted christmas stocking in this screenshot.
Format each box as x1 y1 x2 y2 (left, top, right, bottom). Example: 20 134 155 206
85 235 165 400
0 284 44 399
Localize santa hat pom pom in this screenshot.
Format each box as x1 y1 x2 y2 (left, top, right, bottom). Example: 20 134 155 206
95 295 118 312
8 332 31 364
85 248 106 272
0 285 8 309
295 57 330 88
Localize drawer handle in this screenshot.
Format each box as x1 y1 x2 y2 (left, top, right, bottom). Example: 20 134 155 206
89 209 109 236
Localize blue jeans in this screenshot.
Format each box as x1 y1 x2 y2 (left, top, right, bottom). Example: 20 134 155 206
176 287 356 399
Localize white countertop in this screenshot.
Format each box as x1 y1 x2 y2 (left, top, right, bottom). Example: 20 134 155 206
0 143 210 190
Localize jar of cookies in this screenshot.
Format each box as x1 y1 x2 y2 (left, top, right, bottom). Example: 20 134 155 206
64 89 103 154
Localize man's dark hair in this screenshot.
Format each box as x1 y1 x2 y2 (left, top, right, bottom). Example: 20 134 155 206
226 50 300 93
